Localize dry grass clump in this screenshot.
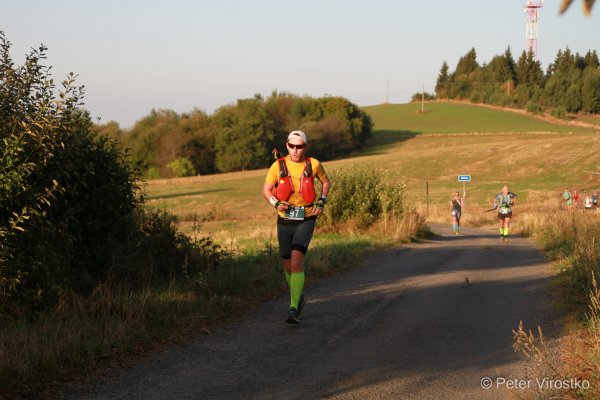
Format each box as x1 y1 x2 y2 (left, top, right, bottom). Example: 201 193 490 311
513 211 600 398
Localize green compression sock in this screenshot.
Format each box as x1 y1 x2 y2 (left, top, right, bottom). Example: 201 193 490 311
499 228 503 236
289 272 305 310
504 227 509 236
452 223 457 232
284 271 292 305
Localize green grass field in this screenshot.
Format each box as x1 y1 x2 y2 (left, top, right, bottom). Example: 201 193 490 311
362 101 594 134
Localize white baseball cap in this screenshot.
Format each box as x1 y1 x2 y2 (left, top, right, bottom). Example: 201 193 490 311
287 130 307 144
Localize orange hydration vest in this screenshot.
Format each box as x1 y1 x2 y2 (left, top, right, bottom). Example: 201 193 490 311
274 157 316 204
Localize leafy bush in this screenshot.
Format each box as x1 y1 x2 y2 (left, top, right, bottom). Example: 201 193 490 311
0 33 145 312
469 91 483 103
322 167 406 228
168 157 197 177
0 32 226 315
526 100 543 114
410 92 435 102
125 208 228 283
550 106 568 119
487 92 514 107
146 166 161 179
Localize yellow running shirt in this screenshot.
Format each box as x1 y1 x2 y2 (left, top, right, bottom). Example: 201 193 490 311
265 156 327 218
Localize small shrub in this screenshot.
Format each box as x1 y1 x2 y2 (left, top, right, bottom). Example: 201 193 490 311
145 166 161 179
526 100 543 114
487 92 514 107
410 92 435 102
550 106 568 120
469 91 483 103
168 157 197 177
322 167 407 228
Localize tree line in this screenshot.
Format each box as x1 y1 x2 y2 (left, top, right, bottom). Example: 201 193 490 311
96 93 373 179
429 46 600 118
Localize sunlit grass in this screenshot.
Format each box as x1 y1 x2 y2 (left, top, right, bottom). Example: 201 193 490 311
362 102 595 134
145 131 600 247
513 210 600 399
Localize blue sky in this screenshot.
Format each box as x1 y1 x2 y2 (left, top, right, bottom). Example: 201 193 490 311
2 1 599 127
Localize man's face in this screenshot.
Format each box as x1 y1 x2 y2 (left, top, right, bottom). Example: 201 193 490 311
287 139 306 162
502 186 509 196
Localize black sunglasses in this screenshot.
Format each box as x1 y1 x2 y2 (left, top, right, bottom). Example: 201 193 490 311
287 142 306 150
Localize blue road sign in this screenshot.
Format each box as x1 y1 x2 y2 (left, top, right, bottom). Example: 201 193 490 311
458 175 471 182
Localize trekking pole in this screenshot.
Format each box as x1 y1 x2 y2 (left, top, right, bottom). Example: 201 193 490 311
272 148 281 159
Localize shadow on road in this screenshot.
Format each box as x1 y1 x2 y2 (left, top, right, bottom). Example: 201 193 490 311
68 225 558 400
243 229 559 399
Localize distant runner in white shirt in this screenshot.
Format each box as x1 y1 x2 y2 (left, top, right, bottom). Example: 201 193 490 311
493 185 518 243
585 195 593 210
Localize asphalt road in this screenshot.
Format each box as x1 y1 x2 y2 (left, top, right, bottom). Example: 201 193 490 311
68 224 558 400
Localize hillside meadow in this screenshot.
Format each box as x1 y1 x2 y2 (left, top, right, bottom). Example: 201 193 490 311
361 101 593 134
146 101 600 244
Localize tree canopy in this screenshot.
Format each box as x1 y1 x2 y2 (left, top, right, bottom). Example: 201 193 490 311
103 92 372 178
431 46 600 117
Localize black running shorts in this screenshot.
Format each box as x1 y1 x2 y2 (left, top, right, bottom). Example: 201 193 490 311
277 216 317 259
497 211 513 220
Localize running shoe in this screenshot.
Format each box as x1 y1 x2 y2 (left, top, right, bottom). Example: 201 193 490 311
286 308 300 324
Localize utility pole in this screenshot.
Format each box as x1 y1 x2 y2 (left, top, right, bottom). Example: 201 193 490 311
421 85 425 113
386 80 389 104
426 181 429 218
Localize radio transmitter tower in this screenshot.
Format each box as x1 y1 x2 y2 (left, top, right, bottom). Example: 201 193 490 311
524 0 543 60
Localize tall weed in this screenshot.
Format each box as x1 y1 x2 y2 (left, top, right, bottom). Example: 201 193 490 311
535 212 600 294
513 210 600 398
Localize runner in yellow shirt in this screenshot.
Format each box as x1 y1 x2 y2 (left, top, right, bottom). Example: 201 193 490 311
262 130 331 324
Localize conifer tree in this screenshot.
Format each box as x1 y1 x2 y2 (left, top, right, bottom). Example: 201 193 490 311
435 61 450 98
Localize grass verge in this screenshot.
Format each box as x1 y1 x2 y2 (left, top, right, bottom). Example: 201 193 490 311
511 210 600 399
0 212 426 399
